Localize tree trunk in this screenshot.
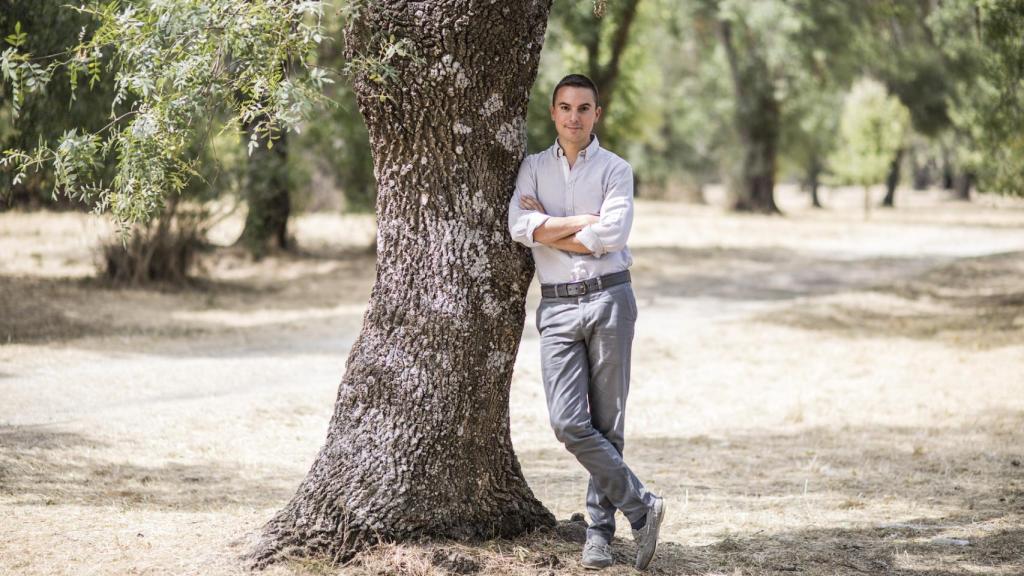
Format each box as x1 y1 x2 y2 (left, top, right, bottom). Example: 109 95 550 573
719 19 780 214
808 154 823 209
955 170 974 200
910 146 930 190
250 0 555 567
238 127 291 258
941 144 955 190
588 0 641 118
881 147 903 208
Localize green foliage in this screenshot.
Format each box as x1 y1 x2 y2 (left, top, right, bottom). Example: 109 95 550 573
527 0 733 197
689 0 870 208
291 6 376 212
859 1 961 138
1 22 55 120
634 0 733 194
829 78 911 187
0 2 119 206
529 0 645 156
0 0 330 234
931 0 1024 196
6 0 1023 223
778 86 843 182
345 34 420 101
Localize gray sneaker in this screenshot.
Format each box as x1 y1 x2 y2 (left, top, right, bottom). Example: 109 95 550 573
581 539 613 570
631 496 666 570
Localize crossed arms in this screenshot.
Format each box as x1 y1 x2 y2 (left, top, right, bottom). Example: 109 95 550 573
519 195 597 254
507 156 634 257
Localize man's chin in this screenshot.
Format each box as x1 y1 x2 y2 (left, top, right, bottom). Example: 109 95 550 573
560 132 589 146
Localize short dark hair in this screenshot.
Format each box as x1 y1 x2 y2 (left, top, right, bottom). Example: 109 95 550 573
552 74 600 107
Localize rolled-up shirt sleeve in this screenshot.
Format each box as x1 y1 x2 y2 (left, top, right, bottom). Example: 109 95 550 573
575 162 633 257
508 155 550 248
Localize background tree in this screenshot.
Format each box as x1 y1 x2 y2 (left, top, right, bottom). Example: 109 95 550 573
238 93 293 258
297 9 377 214
779 87 843 209
829 78 911 218
689 0 864 213
930 0 1024 198
713 1 784 212
527 0 732 200
636 0 733 202
1 0 330 271
862 1 961 207
0 1 116 209
545 0 641 152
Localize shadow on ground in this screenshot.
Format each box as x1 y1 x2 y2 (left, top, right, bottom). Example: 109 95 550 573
756 251 1024 349
3 410 1021 574
1 245 976 347
630 246 951 303
511 409 1024 575
0 247 376 345
344 511 1023 576
0 425 295 510
613 517 1024 575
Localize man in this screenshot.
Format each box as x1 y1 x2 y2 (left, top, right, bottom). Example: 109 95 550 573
507 74 665 571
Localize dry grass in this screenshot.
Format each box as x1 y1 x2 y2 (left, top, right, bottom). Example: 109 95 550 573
1 185 1024 575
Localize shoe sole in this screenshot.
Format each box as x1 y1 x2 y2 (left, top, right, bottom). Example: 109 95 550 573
635 498 665 570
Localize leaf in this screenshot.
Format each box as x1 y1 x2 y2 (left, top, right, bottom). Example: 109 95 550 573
6 21 27 48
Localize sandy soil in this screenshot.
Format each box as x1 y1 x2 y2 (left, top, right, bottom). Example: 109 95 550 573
1 185 1023 575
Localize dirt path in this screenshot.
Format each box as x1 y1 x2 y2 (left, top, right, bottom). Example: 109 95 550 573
1 187 1023 575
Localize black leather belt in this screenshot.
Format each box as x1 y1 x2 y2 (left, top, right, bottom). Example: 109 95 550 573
541 270 631 298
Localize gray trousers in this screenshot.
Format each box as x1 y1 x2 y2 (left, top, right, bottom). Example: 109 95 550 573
536 281 653 542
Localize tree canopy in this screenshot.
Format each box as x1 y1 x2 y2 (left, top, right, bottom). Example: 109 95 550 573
3 0 1024 236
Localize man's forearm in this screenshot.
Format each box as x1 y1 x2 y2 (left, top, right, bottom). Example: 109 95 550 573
533 215 591 244
546 234 593 254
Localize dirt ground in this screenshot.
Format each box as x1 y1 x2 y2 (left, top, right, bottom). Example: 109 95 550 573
1 185 1023 575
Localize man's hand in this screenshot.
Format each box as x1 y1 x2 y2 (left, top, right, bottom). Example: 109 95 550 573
520 195 599 227
548 235 594 254
519 194 600 247
520 195 546 214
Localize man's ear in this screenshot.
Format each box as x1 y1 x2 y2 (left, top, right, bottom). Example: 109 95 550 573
595 106 603 123
550 104 557 122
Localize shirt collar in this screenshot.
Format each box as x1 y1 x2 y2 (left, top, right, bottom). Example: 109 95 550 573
553 134 600 159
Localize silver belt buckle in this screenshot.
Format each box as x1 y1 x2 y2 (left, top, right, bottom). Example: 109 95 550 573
566 281 587 296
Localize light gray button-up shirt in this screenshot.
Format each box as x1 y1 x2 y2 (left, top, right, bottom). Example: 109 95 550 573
508 135 634 285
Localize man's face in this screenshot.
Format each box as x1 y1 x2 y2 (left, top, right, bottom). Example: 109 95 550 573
550 86 601 150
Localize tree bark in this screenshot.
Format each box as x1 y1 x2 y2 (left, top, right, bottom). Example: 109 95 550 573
808 154 823 209
719 19 780 214
910 146 930 190
941 144 955 190
955 170 974 200
250 0 554 567
881 147 903 208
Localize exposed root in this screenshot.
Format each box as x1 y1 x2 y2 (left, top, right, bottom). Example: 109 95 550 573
247 493 555 570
